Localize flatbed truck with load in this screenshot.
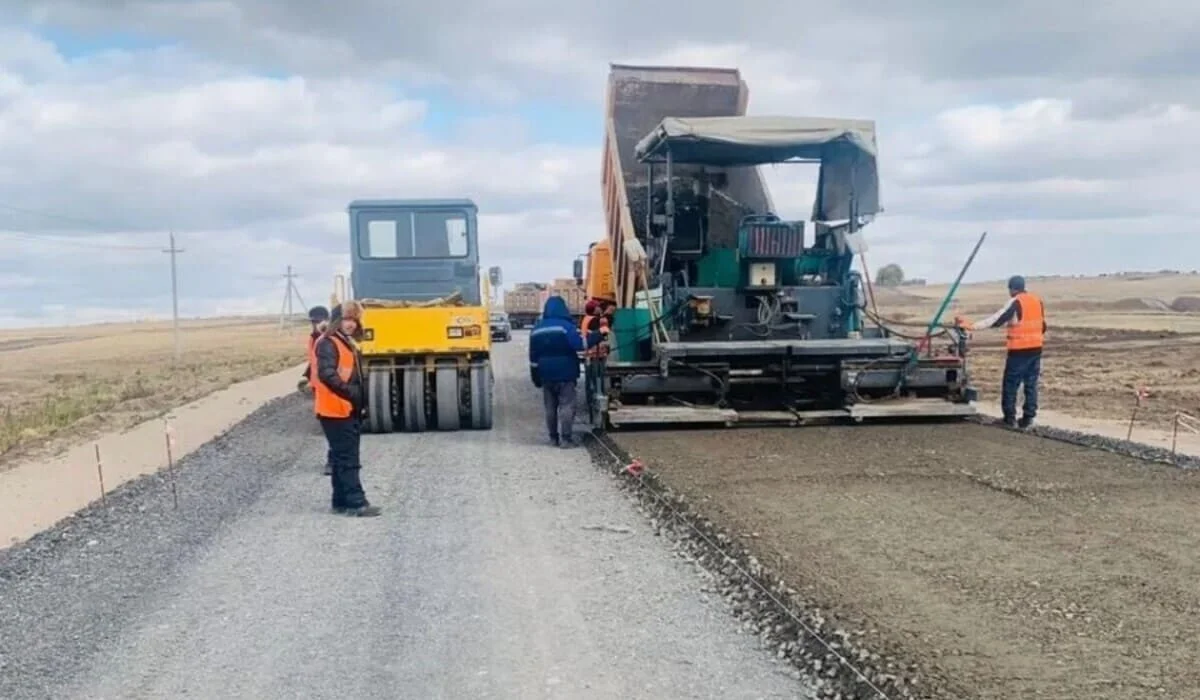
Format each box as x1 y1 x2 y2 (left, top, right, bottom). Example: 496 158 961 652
503 283 547 329
332 198 494 433
504 280 587 328
548 278 587 326
583 63 977 430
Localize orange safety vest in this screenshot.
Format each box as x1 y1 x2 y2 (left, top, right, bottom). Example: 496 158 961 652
312 333 357 418
1005 292 1045 351
580 314 610 358
306 333 318 375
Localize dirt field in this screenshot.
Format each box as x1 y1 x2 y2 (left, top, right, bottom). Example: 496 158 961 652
0 316 308 466
613 423 1200 699
875 272 1200 430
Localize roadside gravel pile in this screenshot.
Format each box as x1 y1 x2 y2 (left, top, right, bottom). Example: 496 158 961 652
0 396 311 700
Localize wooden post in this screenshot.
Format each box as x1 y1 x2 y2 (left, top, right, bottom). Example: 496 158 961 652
94 443 106 505
164 419 179 509
1171 412 1180 464
1127 386 1149 442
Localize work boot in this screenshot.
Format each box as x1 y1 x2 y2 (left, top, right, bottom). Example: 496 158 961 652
343 504 382 518
559 436 580 449
548 434 560 447
1018 416 1034 430
1002 416 1018 429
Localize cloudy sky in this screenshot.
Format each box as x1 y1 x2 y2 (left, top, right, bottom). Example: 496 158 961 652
0 2 1197 327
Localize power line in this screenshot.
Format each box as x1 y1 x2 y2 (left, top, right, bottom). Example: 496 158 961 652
0 201 153 234
0 230 161 251
0 199 165 253
0 201 333 343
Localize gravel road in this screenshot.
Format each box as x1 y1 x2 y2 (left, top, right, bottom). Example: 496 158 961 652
0 336 808 700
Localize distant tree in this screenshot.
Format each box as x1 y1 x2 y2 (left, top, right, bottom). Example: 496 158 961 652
875 263 905 287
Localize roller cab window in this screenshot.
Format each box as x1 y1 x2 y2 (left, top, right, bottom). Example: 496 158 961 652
358 210 469 259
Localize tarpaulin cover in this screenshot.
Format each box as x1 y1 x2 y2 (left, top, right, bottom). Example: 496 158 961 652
357 290 466 308
633 115 880 222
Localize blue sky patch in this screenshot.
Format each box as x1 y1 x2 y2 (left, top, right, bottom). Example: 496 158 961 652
411 85 599 146
35 24 174 59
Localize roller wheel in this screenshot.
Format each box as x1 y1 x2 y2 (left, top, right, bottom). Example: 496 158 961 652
366 369 394 433
401 367 426 432
435 362 461 431
468 361 494 430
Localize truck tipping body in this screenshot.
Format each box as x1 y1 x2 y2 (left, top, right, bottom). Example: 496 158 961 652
603 64 773 309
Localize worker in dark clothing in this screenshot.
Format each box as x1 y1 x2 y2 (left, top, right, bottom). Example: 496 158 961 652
580 300 612 349
313 301 381 517
957 275 1046 429
529 295 603 447
579 300 612 415
301 305 330 387
300 305 333 475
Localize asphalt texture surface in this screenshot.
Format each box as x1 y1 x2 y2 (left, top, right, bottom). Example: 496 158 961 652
0 337 807 700
615 422 1200 700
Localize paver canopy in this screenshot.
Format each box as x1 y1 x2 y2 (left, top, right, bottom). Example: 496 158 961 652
634 115 880 223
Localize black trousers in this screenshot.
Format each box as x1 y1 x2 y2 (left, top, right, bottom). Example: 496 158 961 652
319 414 368 509
1001 349 1042 422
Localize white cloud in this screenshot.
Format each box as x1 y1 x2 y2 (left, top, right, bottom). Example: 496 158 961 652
0 30 605 326
1 2 1200 327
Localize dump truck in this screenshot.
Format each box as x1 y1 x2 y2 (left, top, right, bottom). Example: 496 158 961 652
548 278 587 324
583 64 977 430
332 198 494 432
503 282 548 329
577 239 615 307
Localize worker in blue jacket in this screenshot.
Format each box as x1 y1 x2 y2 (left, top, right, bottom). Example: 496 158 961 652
529 295 603 447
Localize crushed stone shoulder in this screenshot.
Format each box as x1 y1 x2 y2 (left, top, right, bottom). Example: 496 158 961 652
0 339 812 700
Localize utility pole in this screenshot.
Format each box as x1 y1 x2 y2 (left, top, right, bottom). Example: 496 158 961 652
163 232 184 362
279 265 306 329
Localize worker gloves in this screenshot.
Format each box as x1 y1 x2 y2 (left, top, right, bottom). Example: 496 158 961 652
530 366 543 389
954 315 974 331
297 379 311 394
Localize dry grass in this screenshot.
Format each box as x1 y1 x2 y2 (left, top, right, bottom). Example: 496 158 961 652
0 316 308 467
874 272 1200 429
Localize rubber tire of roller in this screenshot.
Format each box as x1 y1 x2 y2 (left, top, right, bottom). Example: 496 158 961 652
468 361 494 430
367 369 394 433
435 363 461 431
401 367 426 433
364 369 379 433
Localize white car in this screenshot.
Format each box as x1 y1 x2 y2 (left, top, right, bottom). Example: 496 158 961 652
490 312 512 342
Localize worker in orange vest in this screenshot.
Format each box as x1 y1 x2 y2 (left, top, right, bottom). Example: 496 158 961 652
313 301 380 517
957 275 1046 429
580 300 611 359
299 305 329 391
299 305 334 475
579 301 612 420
